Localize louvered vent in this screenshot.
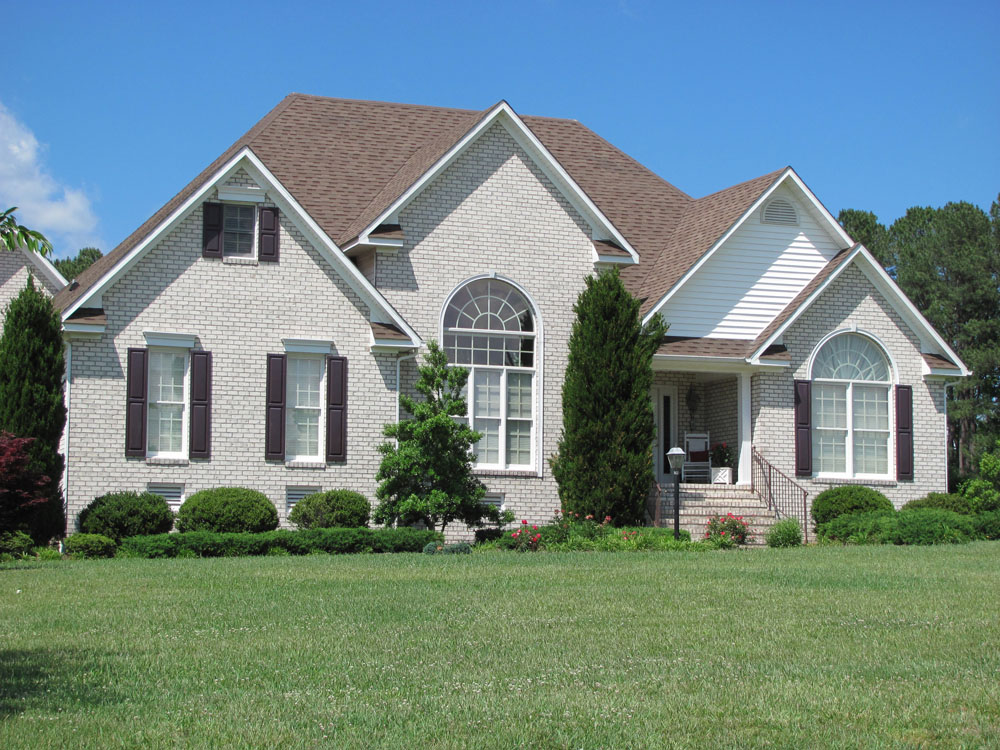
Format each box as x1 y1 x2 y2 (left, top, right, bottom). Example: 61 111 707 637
483 493 505 510
286 486 320 509
148 483 184 511
762 198 798 225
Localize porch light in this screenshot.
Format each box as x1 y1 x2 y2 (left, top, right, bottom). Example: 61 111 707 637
666 446 685 540
666 446 686 473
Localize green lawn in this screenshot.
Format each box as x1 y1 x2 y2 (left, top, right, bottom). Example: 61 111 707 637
2 545 999 749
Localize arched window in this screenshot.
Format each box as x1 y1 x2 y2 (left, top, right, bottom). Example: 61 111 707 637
443 278 536 469
811 333 892 476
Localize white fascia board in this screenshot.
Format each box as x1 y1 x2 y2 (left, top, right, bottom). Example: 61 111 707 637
651 355 775 374
358 102 639 264
63 322 105 337
61 147 421 348
144 331 197 348
642 167 853 326
21 247 68 289
282 337 334 354
593 250 636 266
217 185 266 202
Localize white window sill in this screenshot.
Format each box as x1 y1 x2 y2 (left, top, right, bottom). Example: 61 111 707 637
146 456 189 466
285 460 326 469
223 256 258 266
814 475 896 487
474 468 541 478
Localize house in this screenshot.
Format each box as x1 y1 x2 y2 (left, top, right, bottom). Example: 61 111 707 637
0 245 66 313
53 94 968 536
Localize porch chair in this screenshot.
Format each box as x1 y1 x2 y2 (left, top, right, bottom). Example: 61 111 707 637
682 432 711 483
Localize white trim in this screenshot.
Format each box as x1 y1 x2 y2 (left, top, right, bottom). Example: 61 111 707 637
146 348 190 461
217 185 266 203
21 246 68 289
60 148 421 348
737 373 752 486
63 322 105 337
357 101 638 264
643 167 853 326
282 337 334 355
144 331 197 349
806 328 900 386
284 353 326 463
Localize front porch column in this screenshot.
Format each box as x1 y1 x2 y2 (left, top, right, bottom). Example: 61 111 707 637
737 372 751 485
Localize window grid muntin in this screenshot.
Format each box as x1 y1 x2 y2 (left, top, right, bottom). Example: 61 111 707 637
463 366 534 469
223 204 255 256
286 356 323 460
147 351 186 457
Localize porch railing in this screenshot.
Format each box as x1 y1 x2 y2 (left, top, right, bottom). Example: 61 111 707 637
750 447 810 542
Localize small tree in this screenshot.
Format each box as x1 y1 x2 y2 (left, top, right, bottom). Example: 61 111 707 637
374 341 507 534
0 432 50 534
550 269 668 525
0 277 66 541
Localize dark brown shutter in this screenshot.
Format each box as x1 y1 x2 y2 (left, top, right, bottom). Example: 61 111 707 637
125 348 148 456
326 356 347 462
203 202 223 258
265 354 286 460
896 385 914 480
258 207 279 262
794 380 812 476
189 351 212 459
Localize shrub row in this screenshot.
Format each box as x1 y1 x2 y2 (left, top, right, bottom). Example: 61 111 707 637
816 508 1000 545
481 513 699 552
116 527 442 558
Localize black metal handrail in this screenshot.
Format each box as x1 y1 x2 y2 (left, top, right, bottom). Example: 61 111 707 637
750 447 810 541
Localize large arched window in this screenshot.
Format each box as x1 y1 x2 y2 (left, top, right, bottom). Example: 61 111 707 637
443 278 536 469
811 333 892 476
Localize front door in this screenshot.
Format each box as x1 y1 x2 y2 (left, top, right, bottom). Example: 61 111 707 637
654 386 678 484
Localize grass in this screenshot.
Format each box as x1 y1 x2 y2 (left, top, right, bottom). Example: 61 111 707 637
2 544 999 748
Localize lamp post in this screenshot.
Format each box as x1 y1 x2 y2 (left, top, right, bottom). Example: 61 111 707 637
666 446 686 540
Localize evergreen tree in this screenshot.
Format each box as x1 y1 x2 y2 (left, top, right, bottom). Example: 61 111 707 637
373 341 507 534
0 276 66 541
53 247 103 280
550 269 668 525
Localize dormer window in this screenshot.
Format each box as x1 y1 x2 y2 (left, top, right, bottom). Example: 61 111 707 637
762 198 798 226
202 202 280 262
223 204 256 256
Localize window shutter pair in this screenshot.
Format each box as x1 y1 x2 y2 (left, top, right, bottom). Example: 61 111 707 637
265 354 347 462
792 380 913 481
202 202 280 261
125 348 212 459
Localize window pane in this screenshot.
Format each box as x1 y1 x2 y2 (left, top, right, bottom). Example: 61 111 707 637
287 409 320 458
854 432 888 475
474 370 501 418
474 418 500 464
223 205 254 256
507 373 532 419
149 352 184 403
853 385 888 431
286 358 322 458
813 429 846 473
813 333 889 381
506 419 532 465
149 403 183 454
289 358 322 408
813 383 846 429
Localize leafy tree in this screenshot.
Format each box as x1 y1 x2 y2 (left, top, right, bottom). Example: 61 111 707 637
837 208 890 267
374 341 507 534
0 207 52 256
550 268 668 525
53 247 102 280
0 432 50 535
0 277 66 541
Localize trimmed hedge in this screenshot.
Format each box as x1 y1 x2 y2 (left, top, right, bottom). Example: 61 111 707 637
288 490 370 529
811 485 893 526
901 492 974 515
818 510 898 545
64 533 117 559
79 491 174 541
176 488 278 533
895 509 975 545
117 527 443 558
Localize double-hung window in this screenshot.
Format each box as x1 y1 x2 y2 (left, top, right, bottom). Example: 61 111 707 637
285 356 324 461
443 278 537 471
223 204 255 256
147 350 187 457
811 333 892 477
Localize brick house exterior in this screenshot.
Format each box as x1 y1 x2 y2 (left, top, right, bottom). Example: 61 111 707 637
52 95 967 535
0 246 66 315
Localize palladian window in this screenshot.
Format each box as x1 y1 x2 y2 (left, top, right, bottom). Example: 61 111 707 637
443 278 536 470
811 333 891 476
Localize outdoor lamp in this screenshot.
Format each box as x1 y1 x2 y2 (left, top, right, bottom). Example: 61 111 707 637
666 446 686 540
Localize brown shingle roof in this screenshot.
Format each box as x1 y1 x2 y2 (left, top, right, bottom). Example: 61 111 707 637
370 322 411 341
65 307 106 325
656 337 752 359
922 352 960 371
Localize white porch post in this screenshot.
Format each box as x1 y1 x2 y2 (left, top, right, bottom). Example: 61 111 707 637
737 372 752 485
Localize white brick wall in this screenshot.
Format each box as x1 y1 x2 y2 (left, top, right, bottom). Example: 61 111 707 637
1 250 61 319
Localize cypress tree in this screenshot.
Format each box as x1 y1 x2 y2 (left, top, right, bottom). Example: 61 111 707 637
550 269 668 525
0 276 66 541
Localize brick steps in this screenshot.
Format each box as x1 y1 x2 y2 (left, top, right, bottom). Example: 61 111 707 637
653 485 779 546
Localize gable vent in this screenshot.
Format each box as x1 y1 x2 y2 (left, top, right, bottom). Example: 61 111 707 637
762 198 798 225
148 482 184 511
286 486 320 509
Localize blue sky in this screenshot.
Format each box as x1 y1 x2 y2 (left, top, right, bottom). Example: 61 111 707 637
3 0 997 258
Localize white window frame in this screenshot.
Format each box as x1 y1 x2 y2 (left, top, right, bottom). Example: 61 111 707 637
146 348 189 459
463 364 536 471
222 202 257 258
809 331 895 480
285 354 326 462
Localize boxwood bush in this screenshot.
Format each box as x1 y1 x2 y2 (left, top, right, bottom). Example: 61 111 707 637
894 509 975 545
79 490 174 541
765 518 802 548
974 511 1000 540
287 490 370 529
176 488 278 533
817 510 898 545
117 527 442 558
64 533 117 559
811 485 893 526
0 530 35 558
901 492 974 515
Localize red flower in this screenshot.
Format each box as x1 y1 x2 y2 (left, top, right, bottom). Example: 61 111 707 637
720 531 726 536
522 519 528 524
605 516 612 522
585 514 594 520
511 532 518 538
532 525 538 530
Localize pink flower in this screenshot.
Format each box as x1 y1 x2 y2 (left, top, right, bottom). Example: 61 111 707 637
532 525 538 530
521 519 528 525
511 532 517 538
605 516 612 522
721 531 726 536
585 514 593 520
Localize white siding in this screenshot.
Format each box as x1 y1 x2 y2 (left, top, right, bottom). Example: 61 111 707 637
659 184 845 339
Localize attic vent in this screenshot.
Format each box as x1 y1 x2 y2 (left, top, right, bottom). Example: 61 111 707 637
148 482 184 511
762 198 798 225
286 486 320 510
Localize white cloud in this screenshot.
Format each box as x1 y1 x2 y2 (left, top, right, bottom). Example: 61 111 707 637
0 101 101 254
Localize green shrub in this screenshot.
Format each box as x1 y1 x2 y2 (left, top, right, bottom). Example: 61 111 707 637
64 533 116 559
441 542 472 555
704 513 753 548
33 546 62 561
0 530 34 558
288 490 370 529
901 492 974 515
766 519 802 548
473 528 504 544
79 490 174 541
811 485 893 526
118 528 443 558
894 509 975 545
973 511 1000 540
176 488 278 533
960 478 1000 513
818 510 898 545
423 542 441 555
